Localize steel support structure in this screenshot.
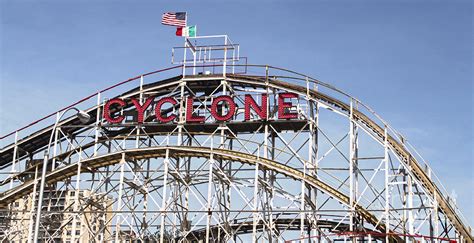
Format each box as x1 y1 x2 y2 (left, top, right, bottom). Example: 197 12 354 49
0 41 471 242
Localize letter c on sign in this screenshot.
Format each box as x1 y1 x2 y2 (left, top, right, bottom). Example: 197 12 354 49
104 98 126 123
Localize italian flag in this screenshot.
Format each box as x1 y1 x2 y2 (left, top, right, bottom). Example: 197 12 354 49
176 25 196 37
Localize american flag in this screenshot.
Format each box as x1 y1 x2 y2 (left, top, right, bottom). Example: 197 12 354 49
161 12 187 27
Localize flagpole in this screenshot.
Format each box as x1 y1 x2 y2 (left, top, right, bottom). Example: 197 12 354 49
185 11 188 27
193 25 197 75
192 33 196 75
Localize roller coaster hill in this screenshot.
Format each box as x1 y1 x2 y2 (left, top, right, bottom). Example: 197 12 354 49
0 35 472 242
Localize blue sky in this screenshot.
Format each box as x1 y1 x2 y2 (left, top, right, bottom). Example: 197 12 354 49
1 0 472 227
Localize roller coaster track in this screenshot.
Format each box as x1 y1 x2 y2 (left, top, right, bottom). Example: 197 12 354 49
0 146 400 241
0 69 471 241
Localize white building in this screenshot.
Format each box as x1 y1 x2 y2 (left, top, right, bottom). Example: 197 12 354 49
7 189 112 242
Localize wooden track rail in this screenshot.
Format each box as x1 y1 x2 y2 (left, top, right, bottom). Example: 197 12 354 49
0 146 401 241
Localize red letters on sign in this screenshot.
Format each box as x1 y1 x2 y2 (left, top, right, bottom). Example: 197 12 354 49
131 97 154 124
211 95 236 121
103 93 299 124
155 97 177 123
244 94 267 121
186 97 205 123
104 98 126 124
278 93 298 119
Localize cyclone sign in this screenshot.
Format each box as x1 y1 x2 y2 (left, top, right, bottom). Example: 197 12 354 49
103 93 299 124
